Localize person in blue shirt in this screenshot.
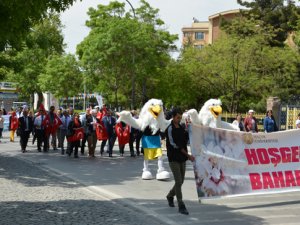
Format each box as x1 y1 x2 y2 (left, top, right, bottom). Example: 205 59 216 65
263 110 278 133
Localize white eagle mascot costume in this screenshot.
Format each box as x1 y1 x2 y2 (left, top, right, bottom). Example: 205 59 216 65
187 99 239 131
117 99 171 180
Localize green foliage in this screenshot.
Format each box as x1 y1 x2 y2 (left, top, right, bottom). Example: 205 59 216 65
7 14 66 101
237 0 300 46
165 16 300 113
0 0 76 50
77 0 177 109
39 54 82 98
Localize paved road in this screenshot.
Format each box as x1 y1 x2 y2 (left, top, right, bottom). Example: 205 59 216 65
0 155 164 225
1 132 300 225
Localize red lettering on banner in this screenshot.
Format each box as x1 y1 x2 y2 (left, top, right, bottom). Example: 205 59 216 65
295 170 300 186
268 148 281 166
249 170 300 190
291 146 300 162
285 171 296 187
262 172 275 189
245 149 259 165
244 146 300 166
249 173 262 190
280 147 291 163
271 171 285 188
257 148 270 164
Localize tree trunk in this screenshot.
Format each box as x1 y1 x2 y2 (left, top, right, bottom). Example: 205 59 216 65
37 92 44 109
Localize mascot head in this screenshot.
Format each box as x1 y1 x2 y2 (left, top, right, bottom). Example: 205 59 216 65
200 99 222 119
139 98 167 134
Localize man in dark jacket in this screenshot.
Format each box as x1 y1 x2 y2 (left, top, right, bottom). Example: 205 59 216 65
102 109 116 157
165 108 194 215
18 108 33 152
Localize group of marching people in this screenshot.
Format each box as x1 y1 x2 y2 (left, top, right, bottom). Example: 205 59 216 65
7 104 142 158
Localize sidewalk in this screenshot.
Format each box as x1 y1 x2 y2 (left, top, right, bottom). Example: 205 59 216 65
1 132 300 225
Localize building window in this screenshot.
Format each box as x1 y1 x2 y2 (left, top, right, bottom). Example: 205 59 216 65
184 32 192 37
195 45 204 49
195 32 204 40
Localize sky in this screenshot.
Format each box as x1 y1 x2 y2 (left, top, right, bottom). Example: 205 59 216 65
60 0 242 55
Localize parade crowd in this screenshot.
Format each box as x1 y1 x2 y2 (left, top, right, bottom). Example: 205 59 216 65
1 104 142 158
1 105 300 154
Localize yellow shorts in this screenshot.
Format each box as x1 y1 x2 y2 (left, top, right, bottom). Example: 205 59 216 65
143 148 163 160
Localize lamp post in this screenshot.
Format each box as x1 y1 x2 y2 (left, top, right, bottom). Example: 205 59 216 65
125 0 136 17
125 0 136 109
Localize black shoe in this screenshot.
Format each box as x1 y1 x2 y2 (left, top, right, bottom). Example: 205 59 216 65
38 148 42 152
74 155 79 158
166 196 175 207
130 154 136 157
109 154 112 157
61 150 65 155
178 204 189 215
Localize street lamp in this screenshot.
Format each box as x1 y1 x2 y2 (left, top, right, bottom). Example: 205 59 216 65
125 0 136 18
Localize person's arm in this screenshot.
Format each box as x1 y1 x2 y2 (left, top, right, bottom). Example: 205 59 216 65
263 117 267 132
167 125 178 149
180 148 195 162
244 118 249 132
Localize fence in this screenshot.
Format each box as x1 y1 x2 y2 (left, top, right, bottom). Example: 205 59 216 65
222 105 300 132
280 105 300 130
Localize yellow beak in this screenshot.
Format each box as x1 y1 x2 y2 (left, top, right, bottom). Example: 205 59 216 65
149 105 162 119
210 105 222 118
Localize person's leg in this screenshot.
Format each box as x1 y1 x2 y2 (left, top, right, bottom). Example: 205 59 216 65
20 134 25 151
10 130 15 142
129 133 135 156
92 132 97 157
43 131 48 152
119 144 124 156
23 131 30 151
100 139 107 155
74 141 79 158
57 128 61 148
36 129 42 151
108 134 116 156
52 132 57 150
136 132 141 156
167 161 188 214
87 135 92 156
81 133 87 154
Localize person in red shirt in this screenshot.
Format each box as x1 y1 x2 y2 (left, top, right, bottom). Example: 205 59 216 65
244 109 258 133
9 111 18 142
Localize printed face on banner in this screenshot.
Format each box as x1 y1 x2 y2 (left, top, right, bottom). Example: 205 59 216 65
189 125 300 199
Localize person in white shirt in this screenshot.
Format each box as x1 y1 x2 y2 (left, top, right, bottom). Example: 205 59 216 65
296 113 300 129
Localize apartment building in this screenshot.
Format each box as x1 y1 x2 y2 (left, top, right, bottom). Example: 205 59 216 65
182 9 242 48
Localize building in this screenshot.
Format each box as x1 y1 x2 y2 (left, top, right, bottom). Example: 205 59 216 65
0 82 18 110
182 9 242 48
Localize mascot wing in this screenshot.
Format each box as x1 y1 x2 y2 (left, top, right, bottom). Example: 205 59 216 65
187 109 202 126
221 121 240 131
117 111 142 130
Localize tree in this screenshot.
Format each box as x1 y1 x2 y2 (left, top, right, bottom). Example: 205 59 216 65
164 16 300 112
39 54 83 99
77 0 177 109
8 14 65 106
0 0 76 51
237 0 300 46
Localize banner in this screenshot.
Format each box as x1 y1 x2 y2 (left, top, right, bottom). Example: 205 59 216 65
96 94 103 108
189 124 300 199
